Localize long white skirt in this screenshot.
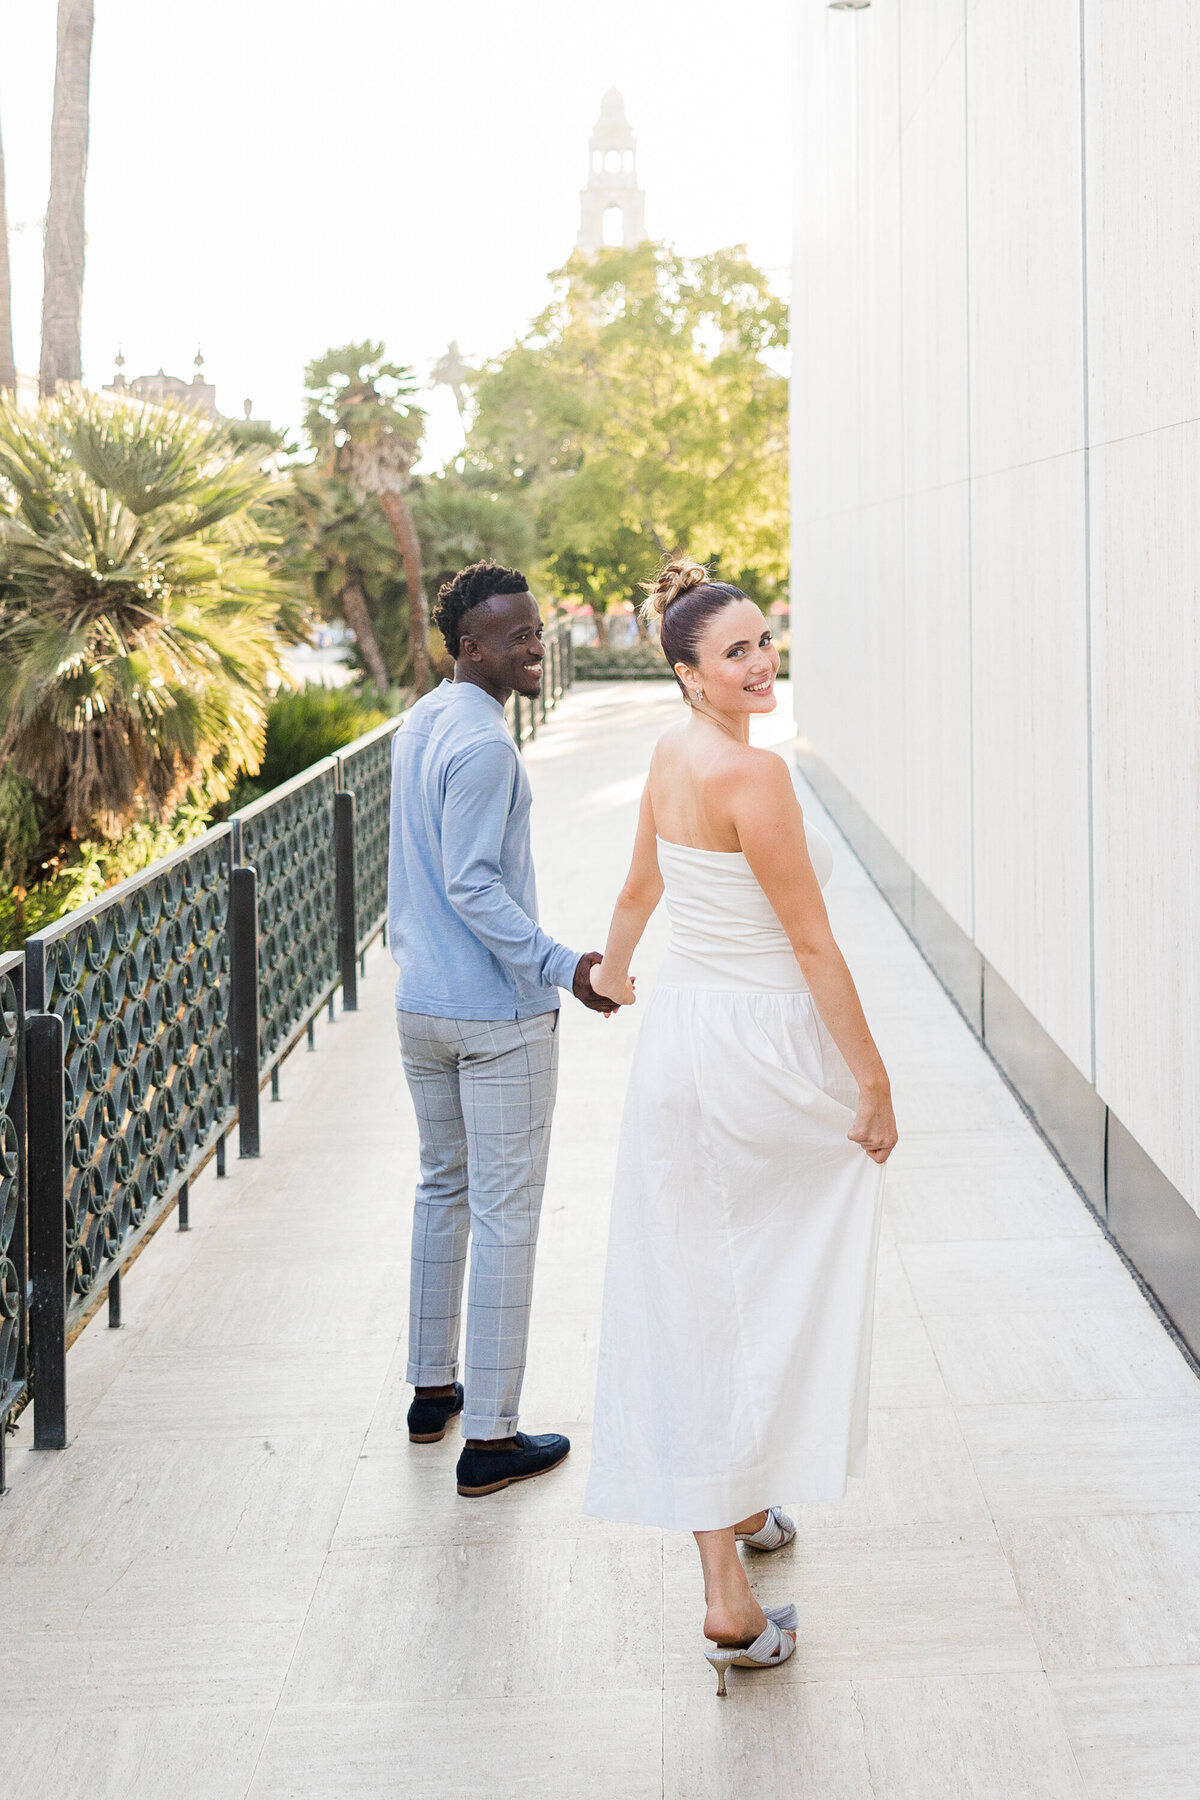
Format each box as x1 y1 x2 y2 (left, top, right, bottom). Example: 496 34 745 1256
583 982 885 1533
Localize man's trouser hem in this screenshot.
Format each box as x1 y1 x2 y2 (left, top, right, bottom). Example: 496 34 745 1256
461 1414 519 1442
407 1362 459 1386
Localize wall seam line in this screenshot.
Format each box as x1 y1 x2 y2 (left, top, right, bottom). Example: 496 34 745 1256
1079 0 1099 1093
963 0 976 942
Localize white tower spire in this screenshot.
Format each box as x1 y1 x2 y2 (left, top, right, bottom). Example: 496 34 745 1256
577 89 647 252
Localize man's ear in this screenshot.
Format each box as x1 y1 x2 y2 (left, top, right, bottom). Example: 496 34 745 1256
457 634 481 662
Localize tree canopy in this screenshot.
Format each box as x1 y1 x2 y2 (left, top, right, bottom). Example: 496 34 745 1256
0 391 299 849
464 241 789 618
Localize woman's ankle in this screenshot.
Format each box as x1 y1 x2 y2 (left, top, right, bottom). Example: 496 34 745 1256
704 1593 768 1645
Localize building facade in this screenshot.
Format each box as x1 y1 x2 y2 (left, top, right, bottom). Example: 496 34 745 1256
791 1 1200 1353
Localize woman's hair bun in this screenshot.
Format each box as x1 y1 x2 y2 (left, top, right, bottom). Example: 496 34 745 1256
639 555 709 623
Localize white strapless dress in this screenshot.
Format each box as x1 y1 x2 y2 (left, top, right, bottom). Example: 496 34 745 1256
583 825 885 1532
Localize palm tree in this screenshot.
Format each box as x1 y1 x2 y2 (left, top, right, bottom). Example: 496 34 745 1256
40 0 94 397
0 391 297 842
304 343 432 693
0 109 15 394
274 463 402 695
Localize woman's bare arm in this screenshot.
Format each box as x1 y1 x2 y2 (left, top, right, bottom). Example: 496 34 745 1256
731 752 897 1163
590 783 664 1006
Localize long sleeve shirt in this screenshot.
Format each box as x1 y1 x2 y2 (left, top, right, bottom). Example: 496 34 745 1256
387 680 580 1020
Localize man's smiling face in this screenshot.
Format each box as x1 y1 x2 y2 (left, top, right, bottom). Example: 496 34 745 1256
457 589 546 700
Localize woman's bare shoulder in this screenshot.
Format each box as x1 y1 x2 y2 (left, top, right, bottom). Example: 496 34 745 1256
648 721 689 772
713 741 796 794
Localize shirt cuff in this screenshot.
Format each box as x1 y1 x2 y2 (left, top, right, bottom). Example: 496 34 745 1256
547 943 582 992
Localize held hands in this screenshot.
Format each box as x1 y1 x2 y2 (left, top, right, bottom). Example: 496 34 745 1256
848 1083 898 1164
573 951 627 1016
589 957 636 1009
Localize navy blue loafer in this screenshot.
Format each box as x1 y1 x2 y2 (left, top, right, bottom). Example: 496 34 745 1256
456 1431 570 1496
407 1382 464 1443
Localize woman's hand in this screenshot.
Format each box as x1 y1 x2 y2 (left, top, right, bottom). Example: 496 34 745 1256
590 960 636 1007
848 1083 898 1164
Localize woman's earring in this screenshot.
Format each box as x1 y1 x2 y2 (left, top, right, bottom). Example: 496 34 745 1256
694 688 705 703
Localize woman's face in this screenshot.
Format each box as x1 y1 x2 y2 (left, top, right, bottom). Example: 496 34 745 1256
677 598 780 715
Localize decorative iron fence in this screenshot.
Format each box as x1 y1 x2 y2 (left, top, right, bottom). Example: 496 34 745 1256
9 626 577 1464
0 952 27 1493
25 827 235 1449
229 758 340 1082
334 718 401 1011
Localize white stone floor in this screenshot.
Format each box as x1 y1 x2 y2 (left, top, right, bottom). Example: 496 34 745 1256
3 681 1199 1799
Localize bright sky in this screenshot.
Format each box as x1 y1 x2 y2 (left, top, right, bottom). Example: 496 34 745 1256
0 0 791 467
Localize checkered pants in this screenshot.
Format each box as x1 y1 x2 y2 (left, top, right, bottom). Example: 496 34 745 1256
397 1009 560 1441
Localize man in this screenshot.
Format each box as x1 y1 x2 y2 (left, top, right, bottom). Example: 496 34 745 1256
387 561 615 1497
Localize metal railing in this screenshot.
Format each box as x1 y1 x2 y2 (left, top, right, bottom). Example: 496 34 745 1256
24 828 235 1449
4 622 576 1463
334 718 401 1011
0 952 27 1493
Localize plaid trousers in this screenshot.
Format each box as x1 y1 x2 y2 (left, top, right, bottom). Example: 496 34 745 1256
397 1009 560 1440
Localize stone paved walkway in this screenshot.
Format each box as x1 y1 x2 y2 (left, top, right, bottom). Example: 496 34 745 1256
3 682 1199 1799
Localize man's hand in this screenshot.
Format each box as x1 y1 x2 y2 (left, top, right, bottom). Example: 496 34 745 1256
590 959 636 1007
573 951 619 1015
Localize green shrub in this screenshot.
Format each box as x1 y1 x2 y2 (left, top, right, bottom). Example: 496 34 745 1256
0 798 212 953
227 685 393 809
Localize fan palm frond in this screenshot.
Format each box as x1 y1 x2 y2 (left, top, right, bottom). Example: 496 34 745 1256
0 389 300 837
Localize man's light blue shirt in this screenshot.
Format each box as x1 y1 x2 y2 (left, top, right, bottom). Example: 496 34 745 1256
387 680 579 1020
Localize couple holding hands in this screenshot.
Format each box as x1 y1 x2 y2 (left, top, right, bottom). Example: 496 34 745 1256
387 556 896 1697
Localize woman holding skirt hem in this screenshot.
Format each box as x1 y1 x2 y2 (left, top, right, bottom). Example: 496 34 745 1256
583 557 897 1697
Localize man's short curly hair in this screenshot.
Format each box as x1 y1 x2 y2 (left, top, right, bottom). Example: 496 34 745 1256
433 561 529 657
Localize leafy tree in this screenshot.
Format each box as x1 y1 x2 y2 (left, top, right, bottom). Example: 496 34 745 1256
303 343 433 693
272 463 404 694
411 470 536 655
0 390 299 856
466 241 789 635
275 461 535 690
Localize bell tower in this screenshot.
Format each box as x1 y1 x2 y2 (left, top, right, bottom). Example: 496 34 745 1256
577 89 647 252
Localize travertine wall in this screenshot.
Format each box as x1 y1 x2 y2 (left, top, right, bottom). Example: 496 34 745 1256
791 0 1200 1212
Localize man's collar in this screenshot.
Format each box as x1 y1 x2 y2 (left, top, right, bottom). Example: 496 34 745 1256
450 677 506 715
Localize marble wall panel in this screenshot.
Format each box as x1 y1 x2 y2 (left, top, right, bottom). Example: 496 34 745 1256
966 0 1086 475
1090 425 1200 1210
903 482 974 933
970 454 1093 1079
854 497 908 851
900 0 967 131
857 153 904 512
792 2 854 765
1084 0 1200 444
901 40 969 497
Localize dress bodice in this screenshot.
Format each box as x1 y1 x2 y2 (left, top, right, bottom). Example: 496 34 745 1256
655 820 833 992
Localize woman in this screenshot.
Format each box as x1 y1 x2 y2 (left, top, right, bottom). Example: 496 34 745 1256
583 558 898 1698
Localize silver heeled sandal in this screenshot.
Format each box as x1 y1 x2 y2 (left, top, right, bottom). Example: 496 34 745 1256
704 1603 798 1697
735 1506 796 1552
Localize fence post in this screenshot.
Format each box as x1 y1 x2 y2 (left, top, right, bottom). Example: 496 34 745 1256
229 865 261 1158
26 1009 66 1451
335 789 358 1013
